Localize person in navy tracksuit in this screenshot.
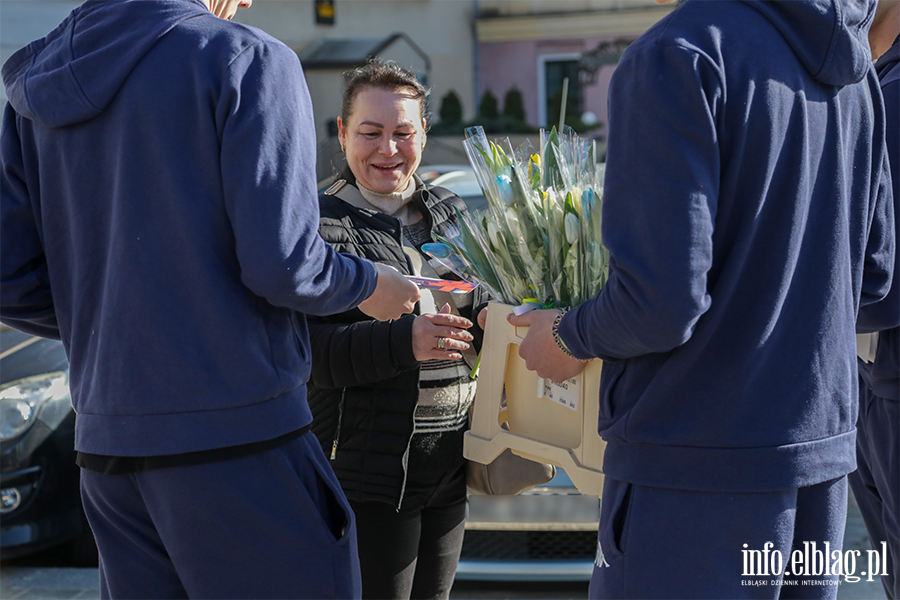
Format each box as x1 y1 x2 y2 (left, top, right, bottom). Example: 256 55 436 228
851 2 900 598
0 0 420 597
510 1 895 598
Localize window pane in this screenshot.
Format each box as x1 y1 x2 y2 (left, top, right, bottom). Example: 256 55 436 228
545 60 583 128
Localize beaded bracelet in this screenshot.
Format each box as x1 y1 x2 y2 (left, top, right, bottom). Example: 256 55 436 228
551 309 590 362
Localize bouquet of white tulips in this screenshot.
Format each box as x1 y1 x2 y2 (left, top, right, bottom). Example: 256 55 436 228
425 125 609 310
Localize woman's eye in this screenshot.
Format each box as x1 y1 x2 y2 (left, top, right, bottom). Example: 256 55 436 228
395 132 412 139
361 132 379 138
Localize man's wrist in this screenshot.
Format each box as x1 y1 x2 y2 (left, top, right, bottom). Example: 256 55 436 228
551 309 590 362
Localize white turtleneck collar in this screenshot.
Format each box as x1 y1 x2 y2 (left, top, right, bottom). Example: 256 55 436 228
357 178 423 225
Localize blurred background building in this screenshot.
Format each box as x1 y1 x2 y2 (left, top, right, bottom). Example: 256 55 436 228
475 1 672 137
0 0 675 177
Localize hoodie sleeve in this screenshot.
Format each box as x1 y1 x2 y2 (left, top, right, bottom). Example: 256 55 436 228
558 43 719 360
218 40 376 316
857 74 898 333
0 104 60 339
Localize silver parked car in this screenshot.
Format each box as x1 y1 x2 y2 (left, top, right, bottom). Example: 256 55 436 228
429 168 487 213
458 468 599 581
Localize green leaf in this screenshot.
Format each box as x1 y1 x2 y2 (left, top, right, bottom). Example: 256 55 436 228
474 143 494 171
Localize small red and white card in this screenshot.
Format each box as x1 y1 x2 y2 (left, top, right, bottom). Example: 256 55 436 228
405 276 478 294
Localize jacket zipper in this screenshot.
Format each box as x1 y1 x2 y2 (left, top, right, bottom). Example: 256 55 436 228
394 211 442 511
397 375 423 511
330 389 346 461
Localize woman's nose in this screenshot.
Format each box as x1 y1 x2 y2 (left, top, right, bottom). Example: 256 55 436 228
378 137 398 155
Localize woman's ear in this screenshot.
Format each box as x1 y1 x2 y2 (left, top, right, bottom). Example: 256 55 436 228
337 116 346 151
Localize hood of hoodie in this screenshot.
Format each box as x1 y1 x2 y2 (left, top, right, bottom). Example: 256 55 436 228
2 0 209 129
739 0 876 86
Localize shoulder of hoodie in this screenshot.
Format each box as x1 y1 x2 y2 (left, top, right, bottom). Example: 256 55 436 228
880 58 900 90
879 67 900 97
166 10 298 70
879 69 900 126
615 1 756 89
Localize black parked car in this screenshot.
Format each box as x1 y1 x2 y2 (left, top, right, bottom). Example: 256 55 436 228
0 324 96 565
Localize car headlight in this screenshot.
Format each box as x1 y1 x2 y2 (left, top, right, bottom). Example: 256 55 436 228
0 372 70 441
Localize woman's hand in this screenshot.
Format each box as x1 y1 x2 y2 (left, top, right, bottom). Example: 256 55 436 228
413 304 474 361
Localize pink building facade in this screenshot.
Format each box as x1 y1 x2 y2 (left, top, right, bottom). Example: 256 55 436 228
477 35 624 141
473 3 676 145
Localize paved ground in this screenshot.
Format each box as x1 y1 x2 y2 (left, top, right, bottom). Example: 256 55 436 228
0 568 99 600
838 491 889 600
0 492 889 600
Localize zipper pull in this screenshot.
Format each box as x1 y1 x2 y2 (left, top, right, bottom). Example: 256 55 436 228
330 440 338 461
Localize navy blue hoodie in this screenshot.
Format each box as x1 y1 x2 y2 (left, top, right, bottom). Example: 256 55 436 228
858 36 900 402
0 0 377 456
558 0 895 492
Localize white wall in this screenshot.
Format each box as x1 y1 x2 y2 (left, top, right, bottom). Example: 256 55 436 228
233 0 477 142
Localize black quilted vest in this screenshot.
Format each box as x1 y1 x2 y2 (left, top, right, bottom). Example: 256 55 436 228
307 169 471 507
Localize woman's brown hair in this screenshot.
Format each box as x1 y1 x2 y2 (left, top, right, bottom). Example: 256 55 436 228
341 59 431 128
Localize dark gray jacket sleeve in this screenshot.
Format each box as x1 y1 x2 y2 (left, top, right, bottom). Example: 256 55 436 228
308 313 419 389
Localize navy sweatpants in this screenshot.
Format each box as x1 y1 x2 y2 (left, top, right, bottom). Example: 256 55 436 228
590 476 847 600
848 380 899 600
81 431 361 599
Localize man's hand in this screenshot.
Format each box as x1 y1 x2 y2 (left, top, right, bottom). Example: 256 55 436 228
507 309 587 383
358 263 420 321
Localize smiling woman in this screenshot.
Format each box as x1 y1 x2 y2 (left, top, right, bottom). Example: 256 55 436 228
337 66 428 196
309 60 492 600
338 87 424 194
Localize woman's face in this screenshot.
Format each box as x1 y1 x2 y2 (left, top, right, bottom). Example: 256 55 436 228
338 87 426 194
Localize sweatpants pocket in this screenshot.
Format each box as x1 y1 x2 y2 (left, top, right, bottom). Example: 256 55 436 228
298 432 362 598
300 432 354 545
598 477 633 558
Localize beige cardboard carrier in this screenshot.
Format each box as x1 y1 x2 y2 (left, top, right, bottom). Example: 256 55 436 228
464 302 606 496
